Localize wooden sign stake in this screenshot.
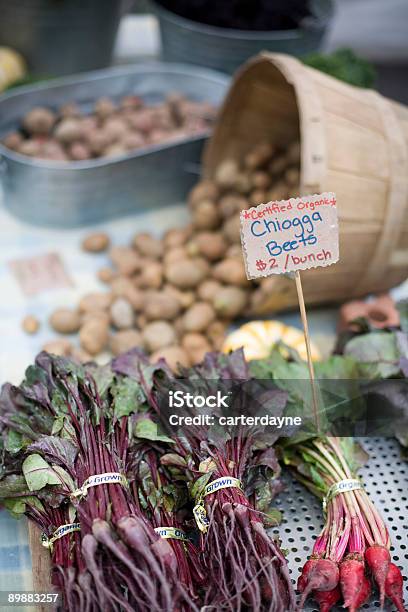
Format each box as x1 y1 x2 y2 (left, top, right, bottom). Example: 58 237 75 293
294 271 320 430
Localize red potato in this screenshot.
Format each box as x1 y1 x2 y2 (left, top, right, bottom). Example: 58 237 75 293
384 563 405 612
339 555 365 611
365 545 391 607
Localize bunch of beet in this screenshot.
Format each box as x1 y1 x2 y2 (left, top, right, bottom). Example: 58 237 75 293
283 436 405 611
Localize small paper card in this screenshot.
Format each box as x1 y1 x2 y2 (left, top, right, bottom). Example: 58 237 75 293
8 252 73 296
240 192 338 279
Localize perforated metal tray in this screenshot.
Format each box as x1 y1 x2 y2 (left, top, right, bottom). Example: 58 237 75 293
273 438 408 611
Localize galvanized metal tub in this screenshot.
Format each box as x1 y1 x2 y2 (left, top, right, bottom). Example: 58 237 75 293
152 0 334 74
0 63 229 228
0 0 125 77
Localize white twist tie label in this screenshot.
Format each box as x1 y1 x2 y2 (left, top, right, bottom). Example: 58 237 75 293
193 476 243 534
154 527 190 542
71 472 128 499
323 478 363 515
41 522 81 550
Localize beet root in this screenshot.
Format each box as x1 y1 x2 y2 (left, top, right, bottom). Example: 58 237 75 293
299 558 339 608
365 545 391 607
349 574 371 612
340 555 366 610
385 563 406 612
298 557 319 592
313 585 341 611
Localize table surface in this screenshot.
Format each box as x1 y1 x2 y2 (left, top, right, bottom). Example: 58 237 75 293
1 7 408 607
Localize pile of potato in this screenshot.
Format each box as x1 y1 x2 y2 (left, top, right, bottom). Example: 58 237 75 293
40 140 300 370
2 93 216 162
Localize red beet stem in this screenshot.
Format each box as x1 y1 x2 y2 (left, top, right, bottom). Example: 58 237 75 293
299 558 339 608
385 563 406 612
365 544 391 607
313 585 341 612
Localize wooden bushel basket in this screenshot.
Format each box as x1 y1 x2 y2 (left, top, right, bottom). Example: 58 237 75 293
203 53 408 312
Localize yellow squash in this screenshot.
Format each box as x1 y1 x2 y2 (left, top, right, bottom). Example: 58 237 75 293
0 47 26 92
223 320 321 362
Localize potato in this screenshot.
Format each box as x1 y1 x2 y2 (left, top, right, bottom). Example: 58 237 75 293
132 232 163 259
251 171 270 191
182 333 211 364
197 279 221 302
213 258 248 287
78 292 112 313
215 159 239 188
122 132 145 150
249 189 267 206
223 216 241 244
213 286 248 318
70 347 92 364
110 329 143 356
81 311 110 327
193 232 227 261
49 308 81 334
163 227 190 248
219 194 247 218
192 200 220 230
94 97 115 119
110 298 134 329
150 345 190 371
163 246 187 265
110 276 135 296
86 130 112 156
79 319 109 355
137 313 147 329
121 286 144 311
69 142 90 161
19 139 43 157
284 167 300 187
127 109 155 134
54 118 83 144
164 285 195 309
144 291 181 321
120 95 143 111
3 132 23 151
207 320 228 349
42 338 73 356
234 173 252 195
165 259 206 289
104 118 128 142
39 140 68 161
81 232 110 253
23 107 56 135
138 261 163 289
142 321 177 352
268 182 289 202
226 244 243 259
268 155 288 176
103 143 127 158
22 315 40 335
287 141 300 164
182 302 215 333
109 246 141 276
60 102 81 119
244 143 274 170
188 180 219 207
98 267 116 284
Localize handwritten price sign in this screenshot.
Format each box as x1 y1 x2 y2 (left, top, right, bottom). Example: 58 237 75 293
240 192 338 279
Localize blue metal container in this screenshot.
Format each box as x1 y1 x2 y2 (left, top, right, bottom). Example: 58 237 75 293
152 0 334 74
0 63 229 228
